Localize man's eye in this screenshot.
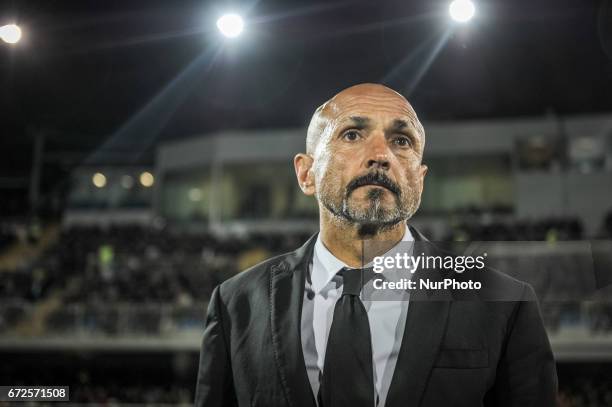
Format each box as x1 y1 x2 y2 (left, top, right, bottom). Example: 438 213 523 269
394 135 413 147
342 130 360 141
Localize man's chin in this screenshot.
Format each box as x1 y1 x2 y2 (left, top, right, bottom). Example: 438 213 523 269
322 198 407 226
353 218 405 237
347 203 399 220
345 209 405 227
350 188 395 202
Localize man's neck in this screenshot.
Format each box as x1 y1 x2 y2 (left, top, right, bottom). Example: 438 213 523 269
318 210 407 268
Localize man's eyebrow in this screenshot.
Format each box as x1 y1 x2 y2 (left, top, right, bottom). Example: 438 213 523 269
388 119 409 131
347 116 371 128
386 118 422 140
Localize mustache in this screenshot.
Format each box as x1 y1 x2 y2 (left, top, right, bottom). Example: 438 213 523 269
346 172 401 197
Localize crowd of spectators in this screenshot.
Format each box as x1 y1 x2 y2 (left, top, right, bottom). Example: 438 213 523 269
0 224 313 335
1 352 195 405
0 218 610 406
1 225 311 303
444 216 584 241
0 219 40 252
557 364 612 407
3 347 612 406
0 228 15 251
558 382 612 407
68 383 193 405
0 217 610 336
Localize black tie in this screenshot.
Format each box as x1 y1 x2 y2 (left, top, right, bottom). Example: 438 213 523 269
319 267 375 407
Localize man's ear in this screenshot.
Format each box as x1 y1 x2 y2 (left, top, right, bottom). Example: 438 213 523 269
294 153 315 196
420 163 428 179
418 163 428 192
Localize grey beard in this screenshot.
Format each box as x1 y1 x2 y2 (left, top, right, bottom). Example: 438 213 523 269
321 188 417 231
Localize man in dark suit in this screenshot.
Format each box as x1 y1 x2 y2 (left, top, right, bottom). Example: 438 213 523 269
195 83 558 407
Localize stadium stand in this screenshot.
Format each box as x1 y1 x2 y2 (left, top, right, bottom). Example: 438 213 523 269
0 218 610 405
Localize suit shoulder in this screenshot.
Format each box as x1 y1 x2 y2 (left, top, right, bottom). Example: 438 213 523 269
483 265 528 289
473 265 533 301
216 249 299 302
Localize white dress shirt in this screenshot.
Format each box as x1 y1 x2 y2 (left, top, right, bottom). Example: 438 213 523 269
300 224 414 407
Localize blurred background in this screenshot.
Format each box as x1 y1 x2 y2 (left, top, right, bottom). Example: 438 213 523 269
2 0 612 405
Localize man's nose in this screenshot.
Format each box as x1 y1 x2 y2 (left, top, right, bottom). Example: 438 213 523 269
366 133 390 170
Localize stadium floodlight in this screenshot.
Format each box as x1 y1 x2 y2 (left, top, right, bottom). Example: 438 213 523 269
449 0 475 23
0 24 22 44
92 173 107 188
216 13 244 38
140 171 154 187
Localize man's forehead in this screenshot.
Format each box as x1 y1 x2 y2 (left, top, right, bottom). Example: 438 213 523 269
320 86 418 125
305 83 425 154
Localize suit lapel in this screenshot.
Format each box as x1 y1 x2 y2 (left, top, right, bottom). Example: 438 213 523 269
270 226 450 407
385 225 451 407
270 233 318 407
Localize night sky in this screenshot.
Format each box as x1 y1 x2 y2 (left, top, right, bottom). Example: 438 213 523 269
2 0 612 173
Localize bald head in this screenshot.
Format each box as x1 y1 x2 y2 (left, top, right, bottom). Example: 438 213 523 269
306 83 424 155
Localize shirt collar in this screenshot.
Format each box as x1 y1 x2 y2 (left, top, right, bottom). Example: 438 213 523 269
311 223 414 294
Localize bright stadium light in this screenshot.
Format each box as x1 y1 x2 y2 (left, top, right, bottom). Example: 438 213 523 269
92 173 107 188
140 171 154 187
449 0 475 23
216 13 244 38
0 24 22 44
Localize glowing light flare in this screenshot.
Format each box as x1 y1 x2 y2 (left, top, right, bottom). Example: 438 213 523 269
92 173 107 188
0 24 22 44
449 0 475 23
216 14 244 38
140 171 154 187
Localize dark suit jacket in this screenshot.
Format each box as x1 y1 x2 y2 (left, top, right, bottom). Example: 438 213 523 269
194 226 558 407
